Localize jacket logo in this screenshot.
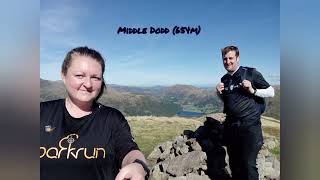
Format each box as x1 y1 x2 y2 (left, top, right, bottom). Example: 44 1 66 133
45 125 55 133
225 84 240 91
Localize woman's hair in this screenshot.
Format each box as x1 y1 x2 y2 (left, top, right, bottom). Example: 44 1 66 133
62 46 106 101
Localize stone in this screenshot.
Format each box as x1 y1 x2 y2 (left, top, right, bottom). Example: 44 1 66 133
206 113 226 122
160 160 170 173
189 139 202 151
201 165 207 170
273 158 280 171
150 171 169 180
175 136 185 147
148 145 162 160
180 144 189 154
168 176 186 180
266 140 277 150
159 141 173 160
186 173 210 180
148 117 280 180
166 151 207 177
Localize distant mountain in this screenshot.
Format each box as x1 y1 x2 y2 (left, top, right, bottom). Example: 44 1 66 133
40 79 182 116
40 79 280 119
264 85 280 120
162 84 223 114
40 79 66 101
109 84 167 97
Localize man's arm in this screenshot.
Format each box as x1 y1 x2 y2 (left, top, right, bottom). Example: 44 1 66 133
248 69 275 98
243 81 274 98
254 86 274 98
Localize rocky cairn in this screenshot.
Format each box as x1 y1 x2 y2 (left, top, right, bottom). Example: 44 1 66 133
147 115 280 180
148 136 210 180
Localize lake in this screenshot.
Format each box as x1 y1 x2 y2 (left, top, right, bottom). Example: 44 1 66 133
176 111 204 117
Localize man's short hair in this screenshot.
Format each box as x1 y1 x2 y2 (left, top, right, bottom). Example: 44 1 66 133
221 46 240 57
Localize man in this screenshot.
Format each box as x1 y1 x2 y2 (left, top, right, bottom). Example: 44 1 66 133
216 45 274 180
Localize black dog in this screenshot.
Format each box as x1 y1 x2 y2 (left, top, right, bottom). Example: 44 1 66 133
184 117 231 180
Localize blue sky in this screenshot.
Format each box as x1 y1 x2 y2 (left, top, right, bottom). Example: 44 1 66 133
40 0 279 86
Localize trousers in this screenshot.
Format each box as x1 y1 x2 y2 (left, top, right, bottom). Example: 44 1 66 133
224 122 263 180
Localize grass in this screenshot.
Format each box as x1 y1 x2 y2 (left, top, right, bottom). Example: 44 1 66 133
128 116 280 159
127 116 203 157
262 125 280 159
270 145 280 159
262 126 280 138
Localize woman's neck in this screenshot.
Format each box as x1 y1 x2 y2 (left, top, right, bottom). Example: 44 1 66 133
65 98 93 118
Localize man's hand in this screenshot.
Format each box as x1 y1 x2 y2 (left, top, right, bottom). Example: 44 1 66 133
115 162 146 180
241 79 255 94
216 82 224 94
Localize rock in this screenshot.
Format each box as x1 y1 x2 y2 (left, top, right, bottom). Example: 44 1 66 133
169 153 175 160
206 113 226 122
168 176 186 180
264 167 279 179
259 148 271 157
224 146 232 175
186 173 210 180
264 139 277 150
149 138 209 179
148 116 280 180
265 162 273 168
166 151 207 177
256 146 281 180
263 137 280 151
175 136 185 147
265 155 275 163
167 174 210 180
179 145 189 154
273 158 280 171
189 139 202 151
148 145 162 160
159 141 173 160
150 171 169 180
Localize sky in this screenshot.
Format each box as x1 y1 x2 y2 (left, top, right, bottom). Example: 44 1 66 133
40 0 279 86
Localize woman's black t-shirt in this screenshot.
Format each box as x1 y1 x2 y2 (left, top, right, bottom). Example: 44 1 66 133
40 99 139 180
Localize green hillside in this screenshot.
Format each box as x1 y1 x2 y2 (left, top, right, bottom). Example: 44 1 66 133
40 79 182 116
128 115 280 158
40 79 280 119
263 85 280 120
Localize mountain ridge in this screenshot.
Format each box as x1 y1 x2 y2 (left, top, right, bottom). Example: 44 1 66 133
40 79 280 119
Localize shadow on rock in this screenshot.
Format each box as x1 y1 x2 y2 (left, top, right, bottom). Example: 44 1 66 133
184 116 231 180
148 115 280 180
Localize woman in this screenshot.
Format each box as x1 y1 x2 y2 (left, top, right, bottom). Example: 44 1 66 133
40 47 149 180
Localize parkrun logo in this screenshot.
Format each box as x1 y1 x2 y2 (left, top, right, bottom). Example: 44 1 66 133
40 134 106 159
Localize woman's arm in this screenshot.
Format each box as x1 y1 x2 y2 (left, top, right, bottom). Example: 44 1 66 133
115 150 148 180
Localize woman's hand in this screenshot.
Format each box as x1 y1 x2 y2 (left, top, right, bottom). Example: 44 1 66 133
115 162 146 180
